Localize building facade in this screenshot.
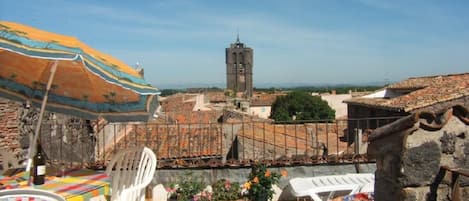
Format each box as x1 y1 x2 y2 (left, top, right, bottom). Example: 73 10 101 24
226 36 253 97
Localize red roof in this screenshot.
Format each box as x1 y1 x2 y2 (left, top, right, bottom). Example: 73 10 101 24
345 73 469 112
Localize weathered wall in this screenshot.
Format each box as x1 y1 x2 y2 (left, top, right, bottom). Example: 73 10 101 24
0 97 96 167
368 106 469 201
0 99 22 161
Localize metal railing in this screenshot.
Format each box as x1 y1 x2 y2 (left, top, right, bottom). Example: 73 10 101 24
96 117 402 168
35 117 402 169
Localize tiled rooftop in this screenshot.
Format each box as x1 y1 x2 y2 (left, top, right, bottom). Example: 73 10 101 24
109 123 224 160
104 121 353 163
159 93 223 124
250 93 283 106
345 73 469 112
205 92 227 103
237 122 350 157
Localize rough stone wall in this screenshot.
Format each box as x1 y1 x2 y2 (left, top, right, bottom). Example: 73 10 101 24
0 99 22 157
368 106 469 201
0 97 96 167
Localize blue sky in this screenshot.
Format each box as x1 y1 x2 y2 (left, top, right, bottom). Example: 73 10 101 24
1 0 469 88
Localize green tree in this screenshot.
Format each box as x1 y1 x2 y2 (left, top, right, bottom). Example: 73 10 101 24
270 91 335 122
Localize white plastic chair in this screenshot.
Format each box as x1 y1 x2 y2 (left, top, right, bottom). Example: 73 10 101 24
0 188 66 201
105 146 157 201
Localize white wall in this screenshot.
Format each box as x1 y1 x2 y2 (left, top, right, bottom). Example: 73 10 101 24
320 94 352 119
249 106 272 119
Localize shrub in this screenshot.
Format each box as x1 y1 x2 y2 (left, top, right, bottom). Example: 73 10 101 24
168 171 206 201
211 179 242 200
243 163 288 201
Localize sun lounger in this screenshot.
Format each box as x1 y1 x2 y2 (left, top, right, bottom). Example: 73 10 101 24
288 173 374 201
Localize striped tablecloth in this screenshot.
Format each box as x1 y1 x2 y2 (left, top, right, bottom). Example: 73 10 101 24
0 168 110 201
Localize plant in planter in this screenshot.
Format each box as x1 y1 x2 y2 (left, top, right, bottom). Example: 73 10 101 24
211 179 242 200
243 163 288 201
168 171 206 201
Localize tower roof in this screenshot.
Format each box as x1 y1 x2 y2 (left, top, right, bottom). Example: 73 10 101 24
232 32 245 48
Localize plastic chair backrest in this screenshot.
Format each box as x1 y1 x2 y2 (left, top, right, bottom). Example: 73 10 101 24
0 188 66 201
105 146 157 201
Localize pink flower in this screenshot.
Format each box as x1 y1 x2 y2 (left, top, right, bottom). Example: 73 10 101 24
224 180 231 190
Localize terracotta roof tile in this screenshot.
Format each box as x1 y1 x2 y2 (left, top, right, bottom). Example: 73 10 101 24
205 92 227 103
345 73 469 112
110 124 224 159
237 122 349 155
250 93 283 106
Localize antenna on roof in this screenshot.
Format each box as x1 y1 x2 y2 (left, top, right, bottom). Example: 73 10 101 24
236 28 240 43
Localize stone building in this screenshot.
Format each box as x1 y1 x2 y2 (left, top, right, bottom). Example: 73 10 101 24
344 73 469 138
367 105 469 201
226 35 253 98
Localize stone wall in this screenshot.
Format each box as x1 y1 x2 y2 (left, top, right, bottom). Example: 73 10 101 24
0 97 96 168
368 105 469 201
0 99 22 158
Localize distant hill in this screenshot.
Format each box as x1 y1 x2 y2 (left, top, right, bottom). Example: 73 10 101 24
154 80 389 91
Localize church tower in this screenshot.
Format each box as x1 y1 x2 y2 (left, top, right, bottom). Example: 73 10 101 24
225 35 253 97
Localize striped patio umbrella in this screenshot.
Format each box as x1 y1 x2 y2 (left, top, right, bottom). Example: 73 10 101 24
0 21 160 121
0 21 161 171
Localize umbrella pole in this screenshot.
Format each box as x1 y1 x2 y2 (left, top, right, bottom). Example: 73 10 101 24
26 60 59 173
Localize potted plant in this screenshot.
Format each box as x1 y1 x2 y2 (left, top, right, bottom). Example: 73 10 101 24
243 163 287 201
211 179 242 200
167 171 206 201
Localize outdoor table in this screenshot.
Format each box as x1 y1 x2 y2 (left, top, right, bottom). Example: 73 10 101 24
0 168 110 201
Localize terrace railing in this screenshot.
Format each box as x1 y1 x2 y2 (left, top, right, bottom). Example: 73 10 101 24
35 117 402 169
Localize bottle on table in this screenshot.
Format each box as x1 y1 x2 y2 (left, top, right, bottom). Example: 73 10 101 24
32 142 46 185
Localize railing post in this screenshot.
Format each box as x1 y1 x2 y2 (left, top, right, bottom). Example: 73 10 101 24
177 123 180 158
242 121 245 162
325 122 329 161
284 124 287 157
166 123 169 159
231 123 234 160
315 122 319 161
220 122 223 166
294 124 298 159
335 120 339 162
263 122 266 161
208 121 210 159
273 123 276 162
186 122 192 156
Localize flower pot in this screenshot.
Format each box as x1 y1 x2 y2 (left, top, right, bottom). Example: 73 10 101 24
250 191 270 201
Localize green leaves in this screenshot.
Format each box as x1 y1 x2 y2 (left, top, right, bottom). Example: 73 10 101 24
169 171 206 201
212 179 241 200
245 163 283 201
270 91 335 122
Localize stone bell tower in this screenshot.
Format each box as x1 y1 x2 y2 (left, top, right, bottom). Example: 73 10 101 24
225 34 253 98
